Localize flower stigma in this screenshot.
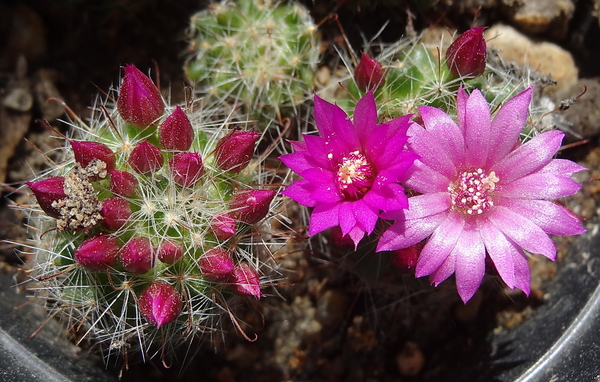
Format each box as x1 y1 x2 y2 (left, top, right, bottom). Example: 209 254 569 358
449 168 499 215
336 150 375 199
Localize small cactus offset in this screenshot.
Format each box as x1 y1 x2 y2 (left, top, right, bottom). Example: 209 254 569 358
21 64 282 361
184 0 320 125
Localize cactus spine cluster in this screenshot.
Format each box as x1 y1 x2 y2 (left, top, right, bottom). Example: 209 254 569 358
22 65 282 361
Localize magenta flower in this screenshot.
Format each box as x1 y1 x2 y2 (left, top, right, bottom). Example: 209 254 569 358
280 92 417 247
377 87 586 302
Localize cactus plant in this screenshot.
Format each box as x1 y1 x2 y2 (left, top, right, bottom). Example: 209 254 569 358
20 64 283 362
184 0 320 126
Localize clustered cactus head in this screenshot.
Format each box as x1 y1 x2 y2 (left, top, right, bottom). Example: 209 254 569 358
184 0 320 124
283 88 585 302
23 64 281 359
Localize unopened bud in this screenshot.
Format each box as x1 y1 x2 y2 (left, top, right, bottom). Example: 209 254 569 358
128 141 164 174
158 106 194 151
230 189 276 224
210 213 237 241
199 248 235 281
157 240 184 264
75 234 120 271
446 27 487 78
138 281 182 328
100 197 132 231
354 52 385 91
71 141 116 175
119 236 155 274
215 130 260 173
26 177 66 219
117 65 165 128
168 152 204 187
231 263 262 298
109 170 138 197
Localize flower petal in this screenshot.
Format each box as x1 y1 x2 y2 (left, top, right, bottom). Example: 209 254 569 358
478 221 516 288
456 86 468 132
512 245 531 295
487 87 533 166
500 173 581 199
403 160 451 193
338 201 357 235
419 106 465 165
486 205 557 260
309 203 340 236
353 199 379 235
353 90 378 143
493 130 564 183
408 123 458 179
538 158 587 176
404 192 451 220
363 182 408 212
454 225 486 303
416 212 464 278
463 89 491 168
377 212 445 251
314 95 360 148
281 180 317 207
496 198 585 236
279 151 312 174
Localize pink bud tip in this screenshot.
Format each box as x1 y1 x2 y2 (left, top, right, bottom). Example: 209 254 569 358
210 213 237 241
71 141 116 175
75 234 120 271
354 52 385 92
230 189 276 224
158 106 194 151
231 263 262 298
26 177 66 219
215 130 260 173
119 236 155 274
109 170 138 197
138 282 182 328
168 152 204 187
100 197 132 231
128 141 164 174
117 65 165 128
446 27 487 78
200 248 235 281
157 240 183 264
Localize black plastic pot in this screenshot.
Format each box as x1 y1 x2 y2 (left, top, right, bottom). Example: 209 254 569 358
1 219 599 381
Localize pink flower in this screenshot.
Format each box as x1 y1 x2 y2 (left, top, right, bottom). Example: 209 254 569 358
280 92 417 247
377 87 586 302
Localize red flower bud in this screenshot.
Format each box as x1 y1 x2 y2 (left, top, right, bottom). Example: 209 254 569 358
210 213 237 241
138 281 182 328
117 65 165 128
100 197 132 231
158 106 194 151
354 52 385 92
75 234 120 271
128 141 164 174
230 263 262 298
390 241 424 274
71 141 116 175
230 189 276 224
215 130 260 173
119 236 155 274
26 177 66 219
109 170 138 197
329 226 355 249
168 152 204 187
199 248 235 281
446 27 487 78
157 240 183 264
